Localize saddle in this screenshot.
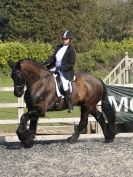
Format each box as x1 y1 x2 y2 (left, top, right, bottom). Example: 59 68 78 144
54 73 75 97
49 73 75 111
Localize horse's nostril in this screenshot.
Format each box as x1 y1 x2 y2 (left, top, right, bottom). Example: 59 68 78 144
14 90 23 97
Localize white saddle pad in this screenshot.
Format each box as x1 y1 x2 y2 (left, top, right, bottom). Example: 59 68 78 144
53 74 72 98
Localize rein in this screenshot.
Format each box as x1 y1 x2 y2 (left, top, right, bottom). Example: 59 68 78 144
27 72 53 88
15 73 53 89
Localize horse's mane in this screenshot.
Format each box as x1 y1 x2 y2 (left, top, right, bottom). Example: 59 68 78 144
18 58 46 70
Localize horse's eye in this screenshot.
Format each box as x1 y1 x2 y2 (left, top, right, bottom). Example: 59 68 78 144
16 70 21 74
13 70 21 76
12 72 16 76
12 70 21 78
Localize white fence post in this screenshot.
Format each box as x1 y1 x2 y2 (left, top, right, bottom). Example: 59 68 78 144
104 52 133 85
125 52 129 84
18 95 25 120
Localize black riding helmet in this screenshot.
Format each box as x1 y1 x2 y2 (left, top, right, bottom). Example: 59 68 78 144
62 30 73 39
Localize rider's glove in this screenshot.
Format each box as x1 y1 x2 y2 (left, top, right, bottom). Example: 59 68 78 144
42 60 49 66
55 66 61 74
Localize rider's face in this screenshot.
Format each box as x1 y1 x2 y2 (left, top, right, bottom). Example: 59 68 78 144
62 38 71 45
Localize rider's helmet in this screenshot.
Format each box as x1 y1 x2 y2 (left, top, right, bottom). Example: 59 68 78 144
62 30 73 39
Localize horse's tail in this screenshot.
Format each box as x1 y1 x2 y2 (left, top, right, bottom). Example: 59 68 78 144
101 80 116 134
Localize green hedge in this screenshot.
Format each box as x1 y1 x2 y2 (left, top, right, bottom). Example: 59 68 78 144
75 38 133 73
0 41 53 74
94 38 133 65
0 38 133 75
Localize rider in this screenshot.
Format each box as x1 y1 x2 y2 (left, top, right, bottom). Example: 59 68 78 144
43 30 76 112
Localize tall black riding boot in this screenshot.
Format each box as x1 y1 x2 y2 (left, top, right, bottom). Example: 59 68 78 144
64 90 73 113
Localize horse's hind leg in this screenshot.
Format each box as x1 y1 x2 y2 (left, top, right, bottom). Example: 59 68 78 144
102 100 116 142
100 82 116 142
67 105 89 143
91 109 111 142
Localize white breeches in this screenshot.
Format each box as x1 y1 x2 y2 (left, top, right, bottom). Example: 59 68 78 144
50 67 70 91
59 71 69 91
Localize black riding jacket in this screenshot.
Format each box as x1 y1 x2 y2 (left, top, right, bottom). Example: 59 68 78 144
46 44 76 81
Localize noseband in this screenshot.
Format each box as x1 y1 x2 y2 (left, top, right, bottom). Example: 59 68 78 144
14 84 25 88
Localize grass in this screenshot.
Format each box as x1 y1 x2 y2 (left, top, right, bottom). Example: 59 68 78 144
0 92 17 103
0 74 13 86
45 108 80 118
0 76 17 121
0 125 18 133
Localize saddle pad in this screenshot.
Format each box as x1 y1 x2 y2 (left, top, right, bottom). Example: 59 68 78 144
53 74 72 98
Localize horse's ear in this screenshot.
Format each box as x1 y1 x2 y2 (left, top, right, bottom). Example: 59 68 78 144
16 62 21 70
8 60 15 69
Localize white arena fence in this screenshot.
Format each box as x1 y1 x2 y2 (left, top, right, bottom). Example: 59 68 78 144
0 87 100 134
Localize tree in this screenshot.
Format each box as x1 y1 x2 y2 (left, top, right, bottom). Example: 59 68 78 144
0 0 99 51
96 0 133 41
0 0 11 41
0 0 132 51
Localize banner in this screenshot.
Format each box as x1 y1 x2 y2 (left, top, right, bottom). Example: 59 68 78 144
107 85 133 123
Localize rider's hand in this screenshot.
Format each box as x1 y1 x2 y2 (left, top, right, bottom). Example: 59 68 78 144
54 67 60 74
55 70 59 75
42 60 49 66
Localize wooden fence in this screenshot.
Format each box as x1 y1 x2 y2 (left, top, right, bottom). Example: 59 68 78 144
0 87 100 134
104 52 133 84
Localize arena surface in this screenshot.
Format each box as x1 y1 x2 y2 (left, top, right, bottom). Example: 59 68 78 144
0 134 132 177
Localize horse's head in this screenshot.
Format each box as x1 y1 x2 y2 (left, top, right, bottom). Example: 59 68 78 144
9 59 49 97
8 60 25 97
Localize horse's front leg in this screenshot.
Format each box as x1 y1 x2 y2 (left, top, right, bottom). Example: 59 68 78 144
26 116 39 148
16 110 40 148
16 112 30 143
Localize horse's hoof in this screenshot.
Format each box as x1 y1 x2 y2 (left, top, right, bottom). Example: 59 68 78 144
67 136 77 144
17 129 30 142
103 139 114 143
22 138 34 148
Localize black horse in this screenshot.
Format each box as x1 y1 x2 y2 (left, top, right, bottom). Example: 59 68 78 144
9 59 116 148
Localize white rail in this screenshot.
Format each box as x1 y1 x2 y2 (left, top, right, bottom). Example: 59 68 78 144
0 87 98 133
104 52 133 84
0 87 25 119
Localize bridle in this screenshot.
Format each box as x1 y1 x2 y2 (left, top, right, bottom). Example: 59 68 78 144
14 85 24 88
14 73 53 89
